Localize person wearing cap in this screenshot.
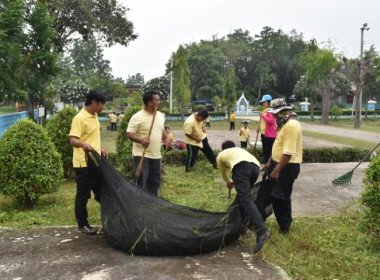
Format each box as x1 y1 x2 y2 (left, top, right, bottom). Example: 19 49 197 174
264 98 302 234
239 121 250 148
257 94 277 165
217 140 271 253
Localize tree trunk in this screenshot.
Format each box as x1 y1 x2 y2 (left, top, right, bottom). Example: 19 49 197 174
310 100 315 122
321 94 330 124
354 85 361 128
255 72 264 106
27 94 35 120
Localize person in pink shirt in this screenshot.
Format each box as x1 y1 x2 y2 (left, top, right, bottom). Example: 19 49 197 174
258 95 277 164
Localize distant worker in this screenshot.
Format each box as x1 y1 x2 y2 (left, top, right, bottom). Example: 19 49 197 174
164 126 174 150
239 121 250 148
109 111 117 131
205 116 211 128
184 110 217 172
118 112 125 124
229 110 236 131
217 140 271 253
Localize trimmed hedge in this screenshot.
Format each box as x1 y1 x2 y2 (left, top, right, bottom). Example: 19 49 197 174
46 106 77 178
161 146 369 166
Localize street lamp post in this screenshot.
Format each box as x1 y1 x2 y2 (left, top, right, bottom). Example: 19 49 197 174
169 54 173 114
355 23 369 128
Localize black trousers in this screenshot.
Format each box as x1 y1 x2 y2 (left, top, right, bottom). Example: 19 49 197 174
185 137 216 171
133 156 161 196
229 121 235 130
269 163 300 231
232 161 267 235
240 141 248 148
261 135 276 165
111 122 117 131
74 158 104 227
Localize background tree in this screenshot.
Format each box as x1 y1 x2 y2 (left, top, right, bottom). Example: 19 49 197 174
0 1 59 118
361 47 380 119
142 75 170 102
186 41 226 100
223 68 237 118
33 0 137 52
172 45 191 120
126 90 143 107
0 0 25 102
126 73 145 85
299 41 342 124
69 37 114 92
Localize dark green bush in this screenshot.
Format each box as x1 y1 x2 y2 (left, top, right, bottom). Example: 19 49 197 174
0 119 63 208
329 106 343 120
116 106 141 178
161 147 368 166
303 147 369 163
360 155 380 250
46 106 77 178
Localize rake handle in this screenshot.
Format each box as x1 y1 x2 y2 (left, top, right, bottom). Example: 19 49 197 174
351 142 380 172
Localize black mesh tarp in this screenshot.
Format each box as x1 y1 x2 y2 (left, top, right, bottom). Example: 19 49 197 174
90 151 272 256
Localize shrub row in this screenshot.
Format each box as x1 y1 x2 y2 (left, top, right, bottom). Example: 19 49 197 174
160 146 370 166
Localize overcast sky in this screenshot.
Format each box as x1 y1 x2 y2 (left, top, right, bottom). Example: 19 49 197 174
103 0 379 82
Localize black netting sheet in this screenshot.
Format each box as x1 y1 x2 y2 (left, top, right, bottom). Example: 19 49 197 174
89 151 272 256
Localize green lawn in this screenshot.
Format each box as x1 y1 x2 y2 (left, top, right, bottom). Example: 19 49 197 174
1 116 379 279
0 105 16 115
301 118 380 133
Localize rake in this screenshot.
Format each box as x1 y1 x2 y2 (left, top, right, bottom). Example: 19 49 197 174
332 142 380 186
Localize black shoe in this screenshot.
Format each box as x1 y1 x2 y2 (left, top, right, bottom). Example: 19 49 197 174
77 225 98 235
253 230 271 253
279 228 289 234
212 164 218 170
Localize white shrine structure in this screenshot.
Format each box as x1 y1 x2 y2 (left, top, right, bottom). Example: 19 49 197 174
235 93 250 115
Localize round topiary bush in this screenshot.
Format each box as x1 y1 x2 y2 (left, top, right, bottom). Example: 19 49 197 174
329 106 343 120
0 119 63 208
116 106 141 178
360 154 380 250
46 106 77 178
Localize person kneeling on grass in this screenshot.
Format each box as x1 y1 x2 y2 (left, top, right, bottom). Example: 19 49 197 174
217 140 271 253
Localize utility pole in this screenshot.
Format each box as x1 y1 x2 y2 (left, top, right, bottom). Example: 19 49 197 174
354 23 369 128
169 54 173 113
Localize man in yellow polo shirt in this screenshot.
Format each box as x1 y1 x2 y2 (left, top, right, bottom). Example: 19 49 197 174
69 90 108 235
264 98 302 234
217 140 271 253
183 110 217 172
127 91 169 196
